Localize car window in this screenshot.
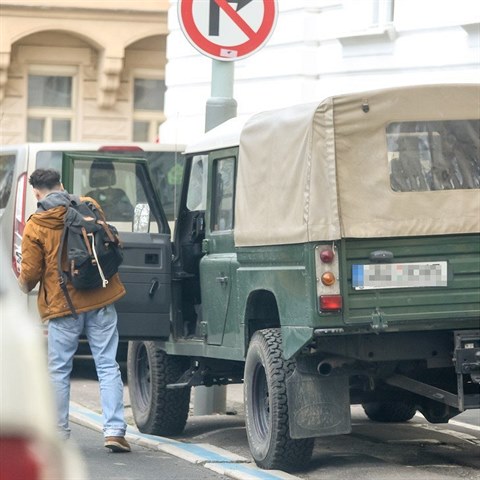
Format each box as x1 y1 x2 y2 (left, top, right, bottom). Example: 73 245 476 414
211 157 235 232
0 154 15 216
387 119 480 191
71 158 160 233
186 155 208 211
146 151 184 223
36 150 63 171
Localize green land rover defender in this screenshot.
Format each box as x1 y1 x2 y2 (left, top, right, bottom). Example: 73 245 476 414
25 84 477 471
127 84 479 471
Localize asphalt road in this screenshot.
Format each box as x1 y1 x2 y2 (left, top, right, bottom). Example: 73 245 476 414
69 421 230 480
70 357 480 480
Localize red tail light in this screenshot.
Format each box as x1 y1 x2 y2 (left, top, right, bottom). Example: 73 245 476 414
316 244 342 313
12 173 27 277
0 438 43 480
319 295 343 311
320 248 334 264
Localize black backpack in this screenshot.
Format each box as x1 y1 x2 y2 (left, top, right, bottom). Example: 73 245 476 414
58 196 123 318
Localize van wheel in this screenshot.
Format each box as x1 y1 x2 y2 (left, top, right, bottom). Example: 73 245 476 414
244 329 314 471
362 401 417 423
127 341 191 435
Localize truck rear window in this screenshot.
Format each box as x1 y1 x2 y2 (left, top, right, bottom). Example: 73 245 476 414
387 120 479 191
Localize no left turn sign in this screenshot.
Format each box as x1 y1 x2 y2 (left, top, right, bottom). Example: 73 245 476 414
178 0 278 61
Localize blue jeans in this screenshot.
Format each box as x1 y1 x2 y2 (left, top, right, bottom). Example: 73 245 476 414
48 304 126 439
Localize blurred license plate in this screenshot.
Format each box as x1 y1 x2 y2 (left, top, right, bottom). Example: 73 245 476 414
352 261 448 290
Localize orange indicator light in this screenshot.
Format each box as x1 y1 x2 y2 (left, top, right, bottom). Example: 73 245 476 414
321 272 336 286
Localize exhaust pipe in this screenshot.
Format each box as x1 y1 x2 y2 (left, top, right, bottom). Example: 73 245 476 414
317 357 354 376
317 361 334 376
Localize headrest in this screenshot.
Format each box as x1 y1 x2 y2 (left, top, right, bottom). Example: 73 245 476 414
89 160 116 188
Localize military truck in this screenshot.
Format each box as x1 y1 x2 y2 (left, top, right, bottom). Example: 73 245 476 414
3 85 478 471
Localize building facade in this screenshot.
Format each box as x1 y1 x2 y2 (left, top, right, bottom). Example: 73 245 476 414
1 1 478 147
161 0 480 144
0 0 169 144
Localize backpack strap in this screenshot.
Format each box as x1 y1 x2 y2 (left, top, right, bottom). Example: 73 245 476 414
97 220 120 245
88 231 109 288
57 203 79 319
81 226 94 259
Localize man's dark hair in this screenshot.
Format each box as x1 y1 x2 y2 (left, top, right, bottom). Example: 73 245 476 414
29 169 62 190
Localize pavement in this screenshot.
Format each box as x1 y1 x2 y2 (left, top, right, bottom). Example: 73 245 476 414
69 359 480 480
70 384 301 480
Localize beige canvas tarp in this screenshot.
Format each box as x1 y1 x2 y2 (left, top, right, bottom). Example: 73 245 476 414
234 84 480 247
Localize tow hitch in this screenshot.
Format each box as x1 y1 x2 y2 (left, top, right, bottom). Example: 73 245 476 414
383 330 479 418
453 330 480 410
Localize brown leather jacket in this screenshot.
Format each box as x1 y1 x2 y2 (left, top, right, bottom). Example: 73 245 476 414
19 192 126 321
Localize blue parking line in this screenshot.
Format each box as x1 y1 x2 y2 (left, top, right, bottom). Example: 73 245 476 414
210 462 295 480
70 403 298 480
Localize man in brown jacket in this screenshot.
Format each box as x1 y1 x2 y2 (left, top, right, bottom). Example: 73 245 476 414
18 168 131 452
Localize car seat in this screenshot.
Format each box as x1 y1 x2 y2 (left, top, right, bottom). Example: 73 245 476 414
85 160 134 222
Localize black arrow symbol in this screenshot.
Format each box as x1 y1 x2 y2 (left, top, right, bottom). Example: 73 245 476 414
209 0 254 36
236 0 254 11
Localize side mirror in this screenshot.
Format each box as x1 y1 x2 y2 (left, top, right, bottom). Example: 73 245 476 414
133 203 150 233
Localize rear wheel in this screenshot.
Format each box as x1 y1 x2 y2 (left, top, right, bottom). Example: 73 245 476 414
244 329 314 471
362 401 417 423
127 341 191 435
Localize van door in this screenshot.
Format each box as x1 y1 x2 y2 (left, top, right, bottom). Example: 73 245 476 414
62 153 172 339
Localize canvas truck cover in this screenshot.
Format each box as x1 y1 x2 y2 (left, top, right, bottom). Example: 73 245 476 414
234 84 480 247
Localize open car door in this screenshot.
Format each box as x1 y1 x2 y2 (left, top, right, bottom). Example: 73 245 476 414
62 152 172 339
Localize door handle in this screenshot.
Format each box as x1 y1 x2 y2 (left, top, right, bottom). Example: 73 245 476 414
149 279 159 297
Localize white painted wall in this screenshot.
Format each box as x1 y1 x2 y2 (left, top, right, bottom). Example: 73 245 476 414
160 0 480 145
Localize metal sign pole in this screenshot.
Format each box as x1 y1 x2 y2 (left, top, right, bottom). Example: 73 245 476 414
205 60 237 131
178 0 277 416
193 59 236 416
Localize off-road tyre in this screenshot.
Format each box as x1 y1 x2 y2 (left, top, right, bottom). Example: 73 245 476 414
362 401 417 423
127 341 191 436
244 328 314 471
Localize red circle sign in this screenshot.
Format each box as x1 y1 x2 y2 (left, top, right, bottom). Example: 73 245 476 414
178 0 278 61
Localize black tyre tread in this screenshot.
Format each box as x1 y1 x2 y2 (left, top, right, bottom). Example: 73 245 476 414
246 328 314 471
362 401 416 423
128 341 190 436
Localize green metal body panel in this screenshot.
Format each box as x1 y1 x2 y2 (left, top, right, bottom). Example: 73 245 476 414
164 233 479 361
162 338 244 360
341 234 480 330
162 146 479 362
165 243 318 361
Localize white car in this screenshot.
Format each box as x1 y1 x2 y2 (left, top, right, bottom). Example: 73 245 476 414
0 259 88 480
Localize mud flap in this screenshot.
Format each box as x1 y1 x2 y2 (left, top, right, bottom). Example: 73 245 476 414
286 368 351 439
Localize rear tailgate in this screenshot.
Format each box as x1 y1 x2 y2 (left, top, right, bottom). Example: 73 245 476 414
343 234 480 329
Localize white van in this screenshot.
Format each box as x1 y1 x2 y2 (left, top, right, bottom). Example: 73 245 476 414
0 142 185 326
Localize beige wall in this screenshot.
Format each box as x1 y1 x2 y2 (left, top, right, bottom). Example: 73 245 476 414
0 1 169 144
1 1 169 11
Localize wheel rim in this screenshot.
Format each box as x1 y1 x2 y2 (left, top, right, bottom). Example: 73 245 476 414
135 343 152 411
251 362 270 441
